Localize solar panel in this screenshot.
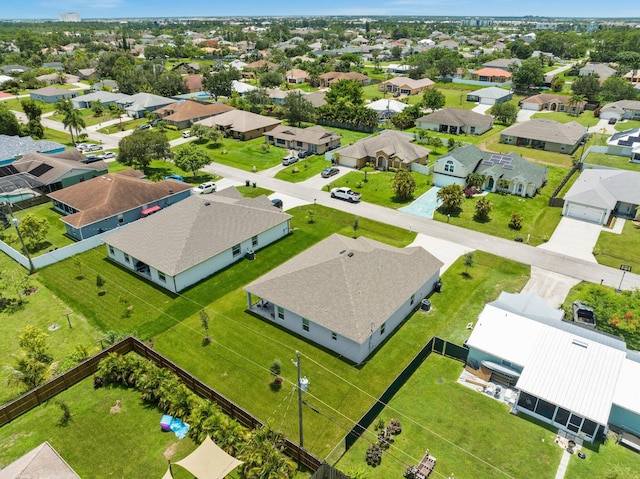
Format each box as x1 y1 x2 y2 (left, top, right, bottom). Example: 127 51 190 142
27 163 53 177
481 160 493 166
503 164 514 170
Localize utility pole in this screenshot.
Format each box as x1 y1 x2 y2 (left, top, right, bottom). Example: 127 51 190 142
12 217 34 273
293 350 303 448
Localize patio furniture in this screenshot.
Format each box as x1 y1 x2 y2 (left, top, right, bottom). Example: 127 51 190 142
416 450 437 478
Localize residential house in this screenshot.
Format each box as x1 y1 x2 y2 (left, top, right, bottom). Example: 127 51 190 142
470 68 512 84
0 135 65 166
91 79 119 92
285 69 309 84
466 291 640 442
265 88 289 105
116 92 174 118
482 58 521 71
35 73 79 85
318 71 370 88
304 91 327 108
366 99 408 120
331 130 429 170
172 62 201 74
42 62 64 71
242 60 278 79
500 119 587 154
579 62 617 82
599 100 640 121
245 234 443 364
378 76 435 96
48 170 192 240
195 110 281 141
432 144 547 197
607 128 640 159
0 74 12 85
2 150 107 193
0 64 31 74
520 93 586 114
103 190 292 293
154 100 234 130
231 80 257 96
416 108 493 136
183 74 203 93
29 86 79 103
264 125 341 154
0 441 81 479
623 69 640 85
77 68 98 81
562 169 640 225
71 91 131 109
466 86 512 105
436 40 459 51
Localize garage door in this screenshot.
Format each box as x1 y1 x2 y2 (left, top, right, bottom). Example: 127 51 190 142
433 173 466 188
565 203 606 224
479 98 495 105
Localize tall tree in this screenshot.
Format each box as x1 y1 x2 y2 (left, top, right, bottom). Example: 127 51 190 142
0 103 23 136
55 99 85 145
571 75 601 101
512 58 545 90
325 79 364 107
173 144 213 180
17 213 49 252
391 170 417 201
20 98 43 138
282 91 315 126
600 77 638 103
437 184 464 212
421 88 446 111
117 129 171 174
203 68 241 100
490 102 518 125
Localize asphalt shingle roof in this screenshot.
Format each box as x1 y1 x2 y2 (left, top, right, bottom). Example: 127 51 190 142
501 119 585 145
336 130 430 164
417 107 493 128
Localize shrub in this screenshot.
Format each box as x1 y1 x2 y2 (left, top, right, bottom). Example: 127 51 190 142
509 212 523 230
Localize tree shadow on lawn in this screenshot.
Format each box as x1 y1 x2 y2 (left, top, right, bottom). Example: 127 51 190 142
436 207 462 218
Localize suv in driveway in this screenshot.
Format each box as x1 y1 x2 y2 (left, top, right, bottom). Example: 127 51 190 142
192 181 217 194
321 167 339 178
331 187 361 203
282 154 299 166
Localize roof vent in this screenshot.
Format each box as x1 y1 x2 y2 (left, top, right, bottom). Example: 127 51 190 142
204 201 211 206
572 339 588 349
347 252 354 257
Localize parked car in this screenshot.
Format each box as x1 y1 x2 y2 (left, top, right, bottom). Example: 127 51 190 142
271 198 283 209
321 167 339 178
330 187 361 203
608 118 618 125
76 143 89 151
163 174 184 182
298 150 312 159
192 181 217 194
137 123 152 130
282 154 299 166
82 154 100 164
182 130 191 138
97 152 116 160
86 144 103 151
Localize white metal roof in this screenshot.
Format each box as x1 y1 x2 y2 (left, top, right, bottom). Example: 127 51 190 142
612 358 640 415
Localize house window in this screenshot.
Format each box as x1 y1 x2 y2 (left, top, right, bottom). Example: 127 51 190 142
158 272 166 282
554 408 570 427
277 307 284 319
296 141 303 147
410 294 415 305
232 244 241 257
331 332 337 341
444 160 455 173
380 322 386 335
117 214 124 224
252 235 258 247
276 139 285 145
108 246 115 255
124 254 130 263
267 136 274 142
302 318 309 332
470 126 476 134
567 414 584 433
79 176 85 182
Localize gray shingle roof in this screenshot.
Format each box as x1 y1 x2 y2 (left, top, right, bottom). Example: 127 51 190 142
12 150 107 185
501 119 585 145
265 125 341 146
417 107 493 128
564 169 640 209
103 192 292 276
469 86 511 100
0 135 65 162
0 441 80 479
196 110 281 133
245 234 442 344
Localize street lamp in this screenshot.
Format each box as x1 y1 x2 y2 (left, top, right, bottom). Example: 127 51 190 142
12 217 34 273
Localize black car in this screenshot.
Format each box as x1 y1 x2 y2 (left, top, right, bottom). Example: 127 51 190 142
298 150 313 159
271 198 283 208
321 167 339 178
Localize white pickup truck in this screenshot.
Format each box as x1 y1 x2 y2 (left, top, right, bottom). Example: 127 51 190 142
330 187 361 203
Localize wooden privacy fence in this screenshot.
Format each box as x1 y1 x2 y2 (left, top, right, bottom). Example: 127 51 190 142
0 336 323 473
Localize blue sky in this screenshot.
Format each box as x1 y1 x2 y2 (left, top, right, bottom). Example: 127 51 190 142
3 0 640 20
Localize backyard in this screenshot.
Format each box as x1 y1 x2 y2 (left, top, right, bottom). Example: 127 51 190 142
5 202 75 253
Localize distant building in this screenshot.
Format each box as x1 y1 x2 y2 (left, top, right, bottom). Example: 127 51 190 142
58 12 80 22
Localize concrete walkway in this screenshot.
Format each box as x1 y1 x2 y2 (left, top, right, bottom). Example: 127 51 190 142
522 267 580 308
554 449 572 479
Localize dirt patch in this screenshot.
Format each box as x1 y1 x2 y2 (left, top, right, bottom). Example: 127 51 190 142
109 399 122 414
163 442 179 460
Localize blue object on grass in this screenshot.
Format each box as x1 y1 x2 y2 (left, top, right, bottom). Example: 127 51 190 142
160 414 173 431
170 418 190 439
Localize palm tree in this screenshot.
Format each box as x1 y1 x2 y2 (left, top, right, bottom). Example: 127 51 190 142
55 99 85 145
567 93 586 116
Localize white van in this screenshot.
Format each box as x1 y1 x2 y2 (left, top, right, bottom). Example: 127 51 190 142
182 130 191 138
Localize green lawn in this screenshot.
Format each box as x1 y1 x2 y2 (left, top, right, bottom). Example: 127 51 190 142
235 185 274 198
615 119 640 132
335 355 562 479
433 166 568 246
328 170 432 209
152 251 529 459
9 203 75 254
594 220 640 273
483 134 575 168
97 117 148 134
275 155 331 182
531 110 598 127
0 377 197 478
50 108 110 127
0 254 102 404
108 159 216 184
565 432 640 479
191 137 283 172
1 97 57 114
42 127 73 146
583 153 640 172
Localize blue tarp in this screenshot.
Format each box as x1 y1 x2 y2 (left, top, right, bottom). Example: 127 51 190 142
160 415 190 439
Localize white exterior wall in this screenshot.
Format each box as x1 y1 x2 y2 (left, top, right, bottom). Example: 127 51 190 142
563 202 609 225
415 120 440 132
432 158 472 187
521 102 541 111
272 272 440 364
337 155 358 168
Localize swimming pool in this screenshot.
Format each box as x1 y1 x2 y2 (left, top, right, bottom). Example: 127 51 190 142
399 187 441 219
0 192 36 204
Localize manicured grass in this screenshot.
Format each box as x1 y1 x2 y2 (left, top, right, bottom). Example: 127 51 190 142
583 152 640 172
433 166 568 246
109 159 216 184
328 170 432 209
235 185 273 198
615 119 640 132
50 108 109 127
42 127 73 146
0 254 102 404
97 117 148 133
0 377 197 478
531 111 598 127
37 205 417 340
275 155 331 182
1 97 57 114
594 220 640 273
565 432 640 479
10 203 75 254
153 251 529 458
192 137 283 172
335 355 562 479
482 134 575 168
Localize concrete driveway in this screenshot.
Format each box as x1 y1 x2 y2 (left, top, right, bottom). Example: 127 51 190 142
472 104 492 114
408 233 473 273
538 217 600 263
300 166 351 190
516 109 537 123
267 193 311 211
521 266 580 308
